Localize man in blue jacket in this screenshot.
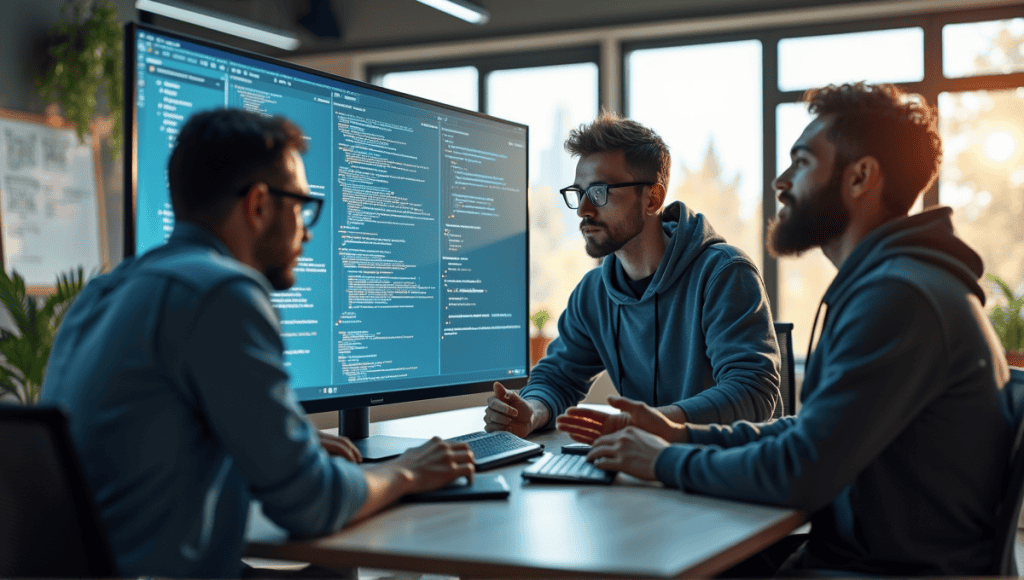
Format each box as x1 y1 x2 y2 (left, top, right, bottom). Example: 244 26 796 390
561 83 1012 575
41 109 474 578
484 112 781 436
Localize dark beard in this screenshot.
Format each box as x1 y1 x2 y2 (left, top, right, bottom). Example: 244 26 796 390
582 197 646 258
766 163 850 258
254 212 295 291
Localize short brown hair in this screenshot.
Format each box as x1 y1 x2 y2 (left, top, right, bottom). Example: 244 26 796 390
804 82 941 215
168 108 307 225
564 111 670 188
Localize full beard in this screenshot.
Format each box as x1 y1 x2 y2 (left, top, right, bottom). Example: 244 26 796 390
766 168 850 258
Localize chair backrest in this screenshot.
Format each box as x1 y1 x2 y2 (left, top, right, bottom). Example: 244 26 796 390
996 366 1024 576
0 404 118 578
772 322 796 419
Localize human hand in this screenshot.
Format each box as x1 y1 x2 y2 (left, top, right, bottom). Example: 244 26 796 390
556 395 686 444
391 437 475 494
586 426 670 481
317 431 362 463
483 382 545 438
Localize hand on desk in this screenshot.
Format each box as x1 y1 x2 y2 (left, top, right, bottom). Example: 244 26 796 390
586 427 670 481
392 437 476 491
556 395 688 445
318 431 362 463
483 382 548 438
353 437 475 522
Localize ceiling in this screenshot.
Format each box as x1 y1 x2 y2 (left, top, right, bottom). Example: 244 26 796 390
140 0 895 57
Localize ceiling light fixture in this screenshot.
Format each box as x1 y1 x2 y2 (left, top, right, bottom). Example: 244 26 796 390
415 0 490 25
135 0 301 50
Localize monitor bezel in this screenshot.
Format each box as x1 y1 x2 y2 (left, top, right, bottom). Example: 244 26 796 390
123 22 531 415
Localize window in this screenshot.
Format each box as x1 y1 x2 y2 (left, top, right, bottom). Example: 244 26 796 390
939 88 1024 294
365 6 1024 357
943 18 1024 78
777 28 924 92
626 40 764 265
378 67 478 111
487 63 600 335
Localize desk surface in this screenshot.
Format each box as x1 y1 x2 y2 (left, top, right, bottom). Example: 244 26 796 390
246 406 804 579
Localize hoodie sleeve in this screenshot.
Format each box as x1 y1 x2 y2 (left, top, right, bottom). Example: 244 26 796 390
655 280 947 511
520 276 604 429
181 279 368 535
673 257 781 424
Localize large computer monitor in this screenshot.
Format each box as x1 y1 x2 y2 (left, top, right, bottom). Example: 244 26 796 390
124 23 529 459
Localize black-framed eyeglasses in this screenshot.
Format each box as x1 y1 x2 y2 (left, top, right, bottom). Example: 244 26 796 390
558 182 655 209
240 184 324 228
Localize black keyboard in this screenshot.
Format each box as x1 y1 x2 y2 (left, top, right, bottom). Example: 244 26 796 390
447 431 543 471
521 452 616 484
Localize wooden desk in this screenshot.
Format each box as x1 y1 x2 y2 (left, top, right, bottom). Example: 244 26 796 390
246 406 805 578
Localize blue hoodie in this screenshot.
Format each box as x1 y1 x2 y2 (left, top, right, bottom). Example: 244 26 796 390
655 207 1012 575
521 200 781 427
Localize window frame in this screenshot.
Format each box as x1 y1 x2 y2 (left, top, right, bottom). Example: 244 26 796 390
360 3 1024 320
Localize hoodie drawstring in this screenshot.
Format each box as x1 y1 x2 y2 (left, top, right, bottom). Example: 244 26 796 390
613 296 661 408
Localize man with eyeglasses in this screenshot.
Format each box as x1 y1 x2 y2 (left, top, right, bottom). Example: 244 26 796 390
41 109 474 578
484 111 781 438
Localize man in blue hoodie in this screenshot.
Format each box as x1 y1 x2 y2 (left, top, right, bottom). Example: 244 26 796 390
561 83 1013 575
41 109 474 578
483 112 781 436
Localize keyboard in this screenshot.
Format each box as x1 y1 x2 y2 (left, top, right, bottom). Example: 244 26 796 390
521 452 616 485
447 431 543 471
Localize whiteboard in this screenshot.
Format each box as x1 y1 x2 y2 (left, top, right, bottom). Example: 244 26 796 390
0 109 108 292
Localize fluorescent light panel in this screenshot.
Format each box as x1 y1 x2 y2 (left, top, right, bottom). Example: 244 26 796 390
135 0 300 50
416 0 490 25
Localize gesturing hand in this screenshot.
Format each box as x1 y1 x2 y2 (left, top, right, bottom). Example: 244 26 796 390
556 395 687 444
392 437 476 494
586 426 669 481
317 431 363 463
483 381 543 438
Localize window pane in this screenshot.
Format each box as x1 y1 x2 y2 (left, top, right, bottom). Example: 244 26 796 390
943 18 1024 78
378 67 478 111
486 63 599 335
627 40 763 265
778 28 924 92
939 88 1024 301
774 103 833 357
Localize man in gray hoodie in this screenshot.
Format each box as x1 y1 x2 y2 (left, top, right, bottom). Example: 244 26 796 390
483 112 781 436
561 82 1013 575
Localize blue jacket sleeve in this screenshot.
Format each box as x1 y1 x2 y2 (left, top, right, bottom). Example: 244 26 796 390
675 258 781 424
179 279 368 536
655 281 946 511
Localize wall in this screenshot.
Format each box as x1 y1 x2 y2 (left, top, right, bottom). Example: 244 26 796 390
0 0 137 269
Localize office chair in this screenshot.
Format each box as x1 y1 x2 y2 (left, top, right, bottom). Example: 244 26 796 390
995 366 1024 576
772 322 796 419
0 404 118 578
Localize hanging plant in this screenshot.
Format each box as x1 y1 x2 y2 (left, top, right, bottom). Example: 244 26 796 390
37 0 123 157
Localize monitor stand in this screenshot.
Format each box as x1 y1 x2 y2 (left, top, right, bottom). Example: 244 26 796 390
339 407 428 461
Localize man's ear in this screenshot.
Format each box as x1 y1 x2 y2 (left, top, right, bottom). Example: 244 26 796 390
241 183 274 234
645 183 667 216
847 156 883 201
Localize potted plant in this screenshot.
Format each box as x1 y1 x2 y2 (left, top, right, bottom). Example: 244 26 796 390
530 310 551 368
985 273 1024 368
0 268 86 404
36 0 123 157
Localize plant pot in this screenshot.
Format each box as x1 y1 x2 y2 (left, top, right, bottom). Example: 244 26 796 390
1007 350 1024 369
530 335 552 368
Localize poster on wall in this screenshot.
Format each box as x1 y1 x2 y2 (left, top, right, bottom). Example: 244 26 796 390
0 108 108 292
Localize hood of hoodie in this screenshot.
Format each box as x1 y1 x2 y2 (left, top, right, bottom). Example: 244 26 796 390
823 206 985 308
602 200 726 304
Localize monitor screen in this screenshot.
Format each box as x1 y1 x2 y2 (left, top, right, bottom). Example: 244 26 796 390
124 23 529 452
